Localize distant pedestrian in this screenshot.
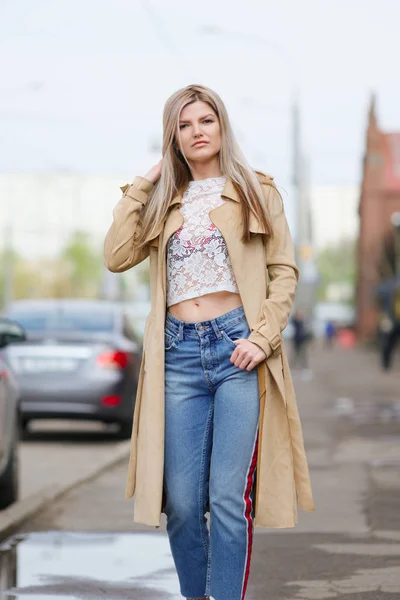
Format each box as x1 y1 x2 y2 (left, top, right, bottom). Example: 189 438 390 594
325 320 336 348
291 310 312 377
376 280 400 371
104 84 314 600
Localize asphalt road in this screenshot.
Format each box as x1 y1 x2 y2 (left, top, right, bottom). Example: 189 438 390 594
19 420 129 500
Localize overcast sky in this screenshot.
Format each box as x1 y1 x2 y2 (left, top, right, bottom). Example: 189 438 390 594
1 0 399 189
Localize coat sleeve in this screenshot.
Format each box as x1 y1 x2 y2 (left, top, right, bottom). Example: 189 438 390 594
247 184 299 357
104 176 154 273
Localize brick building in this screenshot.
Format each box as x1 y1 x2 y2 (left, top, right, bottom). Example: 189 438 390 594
357 95 400 340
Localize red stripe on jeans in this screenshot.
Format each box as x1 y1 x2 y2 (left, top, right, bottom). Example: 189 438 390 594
241 433 258 600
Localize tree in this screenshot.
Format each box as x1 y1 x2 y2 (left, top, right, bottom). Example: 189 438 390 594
317 238 357 303
0 231 104 307
60 231 102 297
0 250 44 309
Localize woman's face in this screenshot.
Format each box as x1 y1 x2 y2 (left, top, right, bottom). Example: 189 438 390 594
177 100 221 164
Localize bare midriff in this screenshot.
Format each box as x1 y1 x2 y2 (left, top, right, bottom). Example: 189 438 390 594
167 290 243 323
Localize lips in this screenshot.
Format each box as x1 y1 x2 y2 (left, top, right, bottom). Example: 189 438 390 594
192 141 208 147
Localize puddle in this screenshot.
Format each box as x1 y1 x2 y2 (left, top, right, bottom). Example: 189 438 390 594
0 531 182 599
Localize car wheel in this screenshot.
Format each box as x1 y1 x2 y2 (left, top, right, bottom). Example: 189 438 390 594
20 417 30 439
0 423 19 510
117 421 132 440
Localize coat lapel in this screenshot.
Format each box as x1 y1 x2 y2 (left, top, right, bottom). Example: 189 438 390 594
154 177 267 251
209 200 267 329
161 207 184 254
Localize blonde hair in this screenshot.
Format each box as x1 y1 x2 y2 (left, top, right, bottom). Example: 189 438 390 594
135 84 272 250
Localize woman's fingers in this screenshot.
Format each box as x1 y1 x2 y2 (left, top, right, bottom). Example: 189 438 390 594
230 339 266 371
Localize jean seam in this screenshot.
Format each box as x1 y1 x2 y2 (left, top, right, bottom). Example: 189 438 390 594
165 326 179 338
199 399 213 559
239 428 259 600
200 339 214 391
203 401 214 597
205 532 212 596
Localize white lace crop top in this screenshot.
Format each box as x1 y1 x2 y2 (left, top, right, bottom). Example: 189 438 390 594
166 176 239 307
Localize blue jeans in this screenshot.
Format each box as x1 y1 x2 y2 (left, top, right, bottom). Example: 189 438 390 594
164 306 260 600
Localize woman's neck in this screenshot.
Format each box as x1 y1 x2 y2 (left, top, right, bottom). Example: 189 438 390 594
189 160 222 182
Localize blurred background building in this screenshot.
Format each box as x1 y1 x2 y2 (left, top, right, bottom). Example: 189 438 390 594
357 96 400 340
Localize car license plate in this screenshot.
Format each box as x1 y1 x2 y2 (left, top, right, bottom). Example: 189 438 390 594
18 358 78 373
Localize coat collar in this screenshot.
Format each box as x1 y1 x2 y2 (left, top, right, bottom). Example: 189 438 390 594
169 177 240 208
167 177 267 235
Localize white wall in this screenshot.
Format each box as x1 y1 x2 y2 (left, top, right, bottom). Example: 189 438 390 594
310 185 360 249
0 171 140 258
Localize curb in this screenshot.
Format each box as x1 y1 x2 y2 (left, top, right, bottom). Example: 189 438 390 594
0 441 130 541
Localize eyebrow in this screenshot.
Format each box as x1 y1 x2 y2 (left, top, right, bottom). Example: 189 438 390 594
179 113 215 124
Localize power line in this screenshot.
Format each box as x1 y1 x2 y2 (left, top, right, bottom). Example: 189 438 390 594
140 0 193 80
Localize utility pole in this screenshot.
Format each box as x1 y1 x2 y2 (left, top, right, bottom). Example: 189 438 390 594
292 97 318 317
292 98 301 244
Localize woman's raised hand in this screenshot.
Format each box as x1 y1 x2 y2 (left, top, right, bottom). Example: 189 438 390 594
144 159 163 184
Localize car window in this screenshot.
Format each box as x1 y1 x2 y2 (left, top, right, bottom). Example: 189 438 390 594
5 308 115 333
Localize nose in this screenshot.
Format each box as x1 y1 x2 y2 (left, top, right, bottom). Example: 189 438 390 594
193 123 203 137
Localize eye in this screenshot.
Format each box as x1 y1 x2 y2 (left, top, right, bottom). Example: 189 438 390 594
179 124 187 130
203 119 214 124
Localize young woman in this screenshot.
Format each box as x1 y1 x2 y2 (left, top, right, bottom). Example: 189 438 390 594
104 84 314 600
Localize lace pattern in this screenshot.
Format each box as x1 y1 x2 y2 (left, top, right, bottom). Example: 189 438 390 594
166 176 239 307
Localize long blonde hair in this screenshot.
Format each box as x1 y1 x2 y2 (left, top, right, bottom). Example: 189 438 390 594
135 84 273 250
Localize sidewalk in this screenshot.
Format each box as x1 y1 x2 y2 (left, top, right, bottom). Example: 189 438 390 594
310 339 399 408
0 426 130 543
248 341 400 598
288 340 400 535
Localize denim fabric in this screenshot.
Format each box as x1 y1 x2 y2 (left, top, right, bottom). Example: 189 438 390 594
164 306 259 600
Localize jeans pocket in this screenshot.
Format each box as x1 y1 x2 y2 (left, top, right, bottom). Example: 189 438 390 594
165 330 179 351
220 320 250 347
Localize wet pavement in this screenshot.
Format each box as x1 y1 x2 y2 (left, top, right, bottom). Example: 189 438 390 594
0 531 180 599
0 343 399 599
1 529 400 599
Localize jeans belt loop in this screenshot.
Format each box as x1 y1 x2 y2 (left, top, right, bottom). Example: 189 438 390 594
178 321 184 342
211 319 222 340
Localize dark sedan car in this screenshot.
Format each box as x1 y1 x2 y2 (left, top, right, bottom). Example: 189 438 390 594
2 299 142 438
0 318 26 509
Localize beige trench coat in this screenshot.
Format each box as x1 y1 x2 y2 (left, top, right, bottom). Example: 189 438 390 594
104 173 315 528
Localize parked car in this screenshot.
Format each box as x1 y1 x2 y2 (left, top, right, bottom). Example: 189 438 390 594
0 318 26 509
2 299 142 439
